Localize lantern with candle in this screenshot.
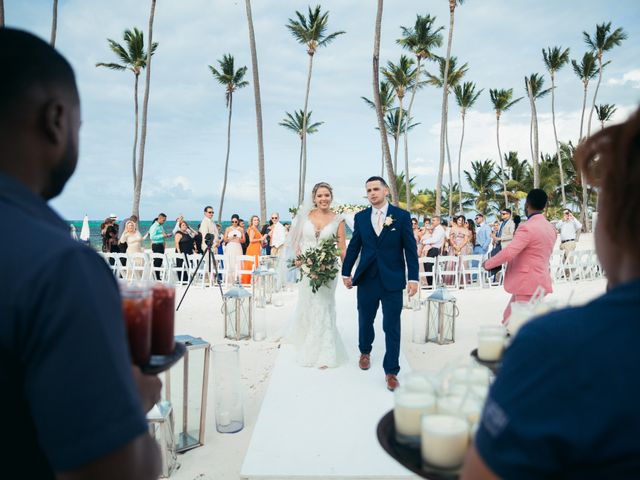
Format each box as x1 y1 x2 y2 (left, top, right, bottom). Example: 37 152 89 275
425 288 459 345
223 284 253 340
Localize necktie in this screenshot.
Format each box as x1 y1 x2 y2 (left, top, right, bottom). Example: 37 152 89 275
375 210 383 235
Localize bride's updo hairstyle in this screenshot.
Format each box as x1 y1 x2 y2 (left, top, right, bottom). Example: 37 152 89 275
312 182 333 206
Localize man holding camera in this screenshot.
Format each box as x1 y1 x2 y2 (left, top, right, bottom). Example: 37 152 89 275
199 206 219 251
556 209 582 261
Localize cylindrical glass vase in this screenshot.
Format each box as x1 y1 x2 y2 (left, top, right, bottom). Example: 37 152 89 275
212 344 244 433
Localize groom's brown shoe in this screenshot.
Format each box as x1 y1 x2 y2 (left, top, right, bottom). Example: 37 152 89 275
359 354 370 370
386 374 400 391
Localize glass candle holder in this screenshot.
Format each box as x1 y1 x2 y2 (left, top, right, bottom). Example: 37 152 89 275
151 283 176 355
477 325 506 362
421 414 469 470
212 344 244 433
121 282 152 366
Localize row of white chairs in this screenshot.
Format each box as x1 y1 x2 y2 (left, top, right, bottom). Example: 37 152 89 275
98 251 275 287
549 249 604 282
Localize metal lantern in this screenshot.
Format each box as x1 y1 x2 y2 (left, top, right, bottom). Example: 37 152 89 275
163 335 211 453
147 400 177 478
425 288 459 345
223 284 253 340
252 269 276 308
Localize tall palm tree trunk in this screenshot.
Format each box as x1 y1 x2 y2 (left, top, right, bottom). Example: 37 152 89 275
50 0 58 47
436 1 456 216
578 82 590 231
457 109 466 213
381 151 385 178
298 135 304 207
393 97 404 175
132 73 140 189
496 115 508 207
578 83 588 141
446 119 454 216
132 0 156 219
372 0 398 204
550 72 567 205
586 56 603 138
244 0 267 223
526 79 540 187
218 96 233 224
0 1 4 27
403 58 421 211
299 53 314 206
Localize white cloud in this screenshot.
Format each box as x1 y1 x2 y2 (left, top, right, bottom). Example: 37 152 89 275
608 69 640 89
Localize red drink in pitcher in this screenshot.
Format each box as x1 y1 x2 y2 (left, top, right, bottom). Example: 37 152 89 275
151 283 176 355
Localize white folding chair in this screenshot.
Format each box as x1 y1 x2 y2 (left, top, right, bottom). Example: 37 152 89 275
460 254 484 289
562 250 581 281
236 255 257 286
436 255 459 289
125 253 148 282
418 256 437 289
102 252 119 276
576 250 594 281
148 252 168 282
165 251 189 285
113 253 129 279
549 252 567 283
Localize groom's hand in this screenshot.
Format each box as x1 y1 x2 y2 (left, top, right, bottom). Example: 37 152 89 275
342 276 353 289
407 282 418 297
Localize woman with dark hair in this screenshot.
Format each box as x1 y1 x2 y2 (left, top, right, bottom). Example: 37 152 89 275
224 213 244 284
462 109 640 479
174 220 196 283
465 218 476 255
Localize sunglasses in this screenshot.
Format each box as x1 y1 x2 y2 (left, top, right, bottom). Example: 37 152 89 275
271 217 278 220
232 220 238 224
206 210 213 214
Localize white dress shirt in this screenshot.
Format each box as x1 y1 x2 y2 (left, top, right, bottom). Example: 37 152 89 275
270 222 287 249
556 218 582 241
199 216 219 250
370 202 389 235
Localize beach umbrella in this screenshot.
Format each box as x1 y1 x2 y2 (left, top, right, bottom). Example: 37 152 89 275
79 214 91 243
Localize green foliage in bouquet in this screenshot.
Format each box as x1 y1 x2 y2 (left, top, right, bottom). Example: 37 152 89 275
289 234 341 293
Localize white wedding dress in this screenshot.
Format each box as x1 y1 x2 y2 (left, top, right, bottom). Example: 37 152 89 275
285 214 348 368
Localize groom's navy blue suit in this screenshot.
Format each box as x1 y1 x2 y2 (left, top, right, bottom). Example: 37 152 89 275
341 204 419 375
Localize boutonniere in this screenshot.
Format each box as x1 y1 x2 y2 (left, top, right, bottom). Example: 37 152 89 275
383 215 395 229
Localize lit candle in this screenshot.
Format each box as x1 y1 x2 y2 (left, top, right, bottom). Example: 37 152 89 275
394 390 436 444
421 415 469 469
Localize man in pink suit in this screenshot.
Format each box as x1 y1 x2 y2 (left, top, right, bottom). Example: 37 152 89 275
483 189 557 323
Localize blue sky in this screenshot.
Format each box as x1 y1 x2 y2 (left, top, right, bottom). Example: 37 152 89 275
7 0 640 220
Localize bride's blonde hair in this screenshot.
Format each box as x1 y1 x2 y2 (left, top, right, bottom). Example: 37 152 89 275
312 182 333 206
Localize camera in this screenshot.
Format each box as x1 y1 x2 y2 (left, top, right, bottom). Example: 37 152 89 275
204 233 215 247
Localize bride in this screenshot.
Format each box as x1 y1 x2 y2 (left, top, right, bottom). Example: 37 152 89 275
283 182 349 369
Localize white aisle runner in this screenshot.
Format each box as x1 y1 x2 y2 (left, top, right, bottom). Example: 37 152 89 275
241 287 414 479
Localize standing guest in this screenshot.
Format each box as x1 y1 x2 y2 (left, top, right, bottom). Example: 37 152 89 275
172 214 191 237
556 209 582 261
199 206 219 252
261 220 273 255
473 214 492 257
269 212 287 256
411 217 422 256
174 220 196 283
491 208 515 252
512 214 521 231
120 214 139 252
146 213 170 280
465 218 476 256
0 28 160 479
243 215 263 284
119 220 144 279
462 108 640 480
239 219 249 255
445 216 470 285
102 217 120 253
224 214 244 283
421 216 446 286
482 189 556 323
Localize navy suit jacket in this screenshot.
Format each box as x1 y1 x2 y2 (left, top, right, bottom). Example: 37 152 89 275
341 204 419 291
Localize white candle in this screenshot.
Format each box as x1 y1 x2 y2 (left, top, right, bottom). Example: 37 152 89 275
394 392 437 439
478 334 505 361
421 415 469 469
218 411 231 427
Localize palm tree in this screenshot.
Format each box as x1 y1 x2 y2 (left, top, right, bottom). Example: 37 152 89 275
436 0 465 217
0 1 4 27
572 51 600 231
132 0 158 219
464 159 500 215
96 28 158 192
584 22 627 137
543 46 570 206
572 52 600 142
286 5 344 205
244 0 267 223
427 55 469 215
595 103 616 129
50 0 58 46
379 109 419 174
362 80 396 176
280 110 324 203
453 81 482 213
209 54 249 223
524 73 551 188
489 88 523 207
382 55 417 177
397 13 444 209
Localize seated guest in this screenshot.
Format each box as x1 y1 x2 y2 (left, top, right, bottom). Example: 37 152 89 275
461 108 640 479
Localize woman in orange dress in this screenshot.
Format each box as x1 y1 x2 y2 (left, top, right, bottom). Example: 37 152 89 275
242 215 263 284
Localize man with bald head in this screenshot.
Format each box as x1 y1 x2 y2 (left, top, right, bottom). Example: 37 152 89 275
0 29 160 479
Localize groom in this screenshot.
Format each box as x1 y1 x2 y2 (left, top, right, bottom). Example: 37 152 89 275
342 176 419 391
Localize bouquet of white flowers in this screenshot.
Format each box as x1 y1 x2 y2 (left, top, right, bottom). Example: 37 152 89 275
289 234 341 293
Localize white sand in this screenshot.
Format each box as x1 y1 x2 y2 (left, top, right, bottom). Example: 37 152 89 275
165 234 604 479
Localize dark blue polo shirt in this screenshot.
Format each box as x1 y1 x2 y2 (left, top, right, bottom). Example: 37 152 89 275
476 278 640 479
0 173 148 477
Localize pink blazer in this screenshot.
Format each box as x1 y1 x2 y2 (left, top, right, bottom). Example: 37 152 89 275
484 213 557 296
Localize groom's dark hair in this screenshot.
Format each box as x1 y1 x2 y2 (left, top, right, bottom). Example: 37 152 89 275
366 176 388 187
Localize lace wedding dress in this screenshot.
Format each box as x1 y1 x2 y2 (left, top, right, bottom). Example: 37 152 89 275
285 213 348 368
